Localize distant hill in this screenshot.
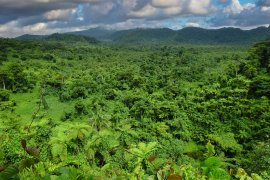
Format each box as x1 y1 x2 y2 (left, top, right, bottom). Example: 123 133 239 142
175 26 270 44
16 34 45 40
66 27 116 41
16 33 98 44
110 28 175 43
109 26 270 44
16 26 270 44
45 33 98 43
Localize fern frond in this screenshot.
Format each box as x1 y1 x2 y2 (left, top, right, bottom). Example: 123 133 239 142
0 164 19 179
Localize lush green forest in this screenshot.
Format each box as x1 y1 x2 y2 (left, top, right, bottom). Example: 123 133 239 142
0 37 269 179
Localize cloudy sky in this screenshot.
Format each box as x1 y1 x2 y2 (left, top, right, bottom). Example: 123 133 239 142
0 0 269 37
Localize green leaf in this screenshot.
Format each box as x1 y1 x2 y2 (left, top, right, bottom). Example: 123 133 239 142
251 173 263 180
19 158 39 171
203 157 222 170
205 141 215 157
235 168 247 179
0 165 19 179
209 168 230 180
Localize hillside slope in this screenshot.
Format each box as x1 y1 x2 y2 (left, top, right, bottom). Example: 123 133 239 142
16 26 270 44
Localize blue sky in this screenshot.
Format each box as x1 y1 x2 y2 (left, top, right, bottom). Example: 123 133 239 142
241 0 256 3
0 0 269 37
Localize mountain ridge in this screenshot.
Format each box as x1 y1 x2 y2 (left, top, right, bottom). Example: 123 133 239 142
16 33 99 44
16 26 270 44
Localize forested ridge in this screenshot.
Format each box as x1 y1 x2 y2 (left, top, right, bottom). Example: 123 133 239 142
0 37 269 179
17 26 270 44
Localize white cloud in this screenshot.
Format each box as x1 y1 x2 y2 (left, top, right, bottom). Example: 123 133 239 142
223 0 255 14
129 4 157 18
44 8 76 20
243 3 256 10
163 6 183 15
186 22 200 27
0 21 17 35
0 21 48 37
0 0 269 37
122 0 137 10
152 0 181 7
188 0 212 14
261 6 270 11
210 0 270 27
90 1 114 15
25 22 48 32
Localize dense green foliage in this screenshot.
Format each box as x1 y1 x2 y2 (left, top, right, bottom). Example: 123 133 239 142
0 38 269 179
45 34 99 44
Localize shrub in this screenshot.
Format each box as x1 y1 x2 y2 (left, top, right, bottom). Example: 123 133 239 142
0 89 10 102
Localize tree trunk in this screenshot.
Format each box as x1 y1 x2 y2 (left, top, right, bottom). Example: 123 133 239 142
2 78 5 90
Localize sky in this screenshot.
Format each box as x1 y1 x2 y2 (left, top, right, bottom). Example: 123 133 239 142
0 0 269 37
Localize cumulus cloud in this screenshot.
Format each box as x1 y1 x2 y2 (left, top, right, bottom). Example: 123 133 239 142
189 0 212 14
128 4 157 18
261 6 270 11
186 22 200 27
163 6 183 16
151 0 213 16
44 9 76 20
223 0 255 14
0 0 269 37
209 0 270 27
0 21 49 37
27 22 48 32
151 0 181 8
224 0 244 14
0 0 102 24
